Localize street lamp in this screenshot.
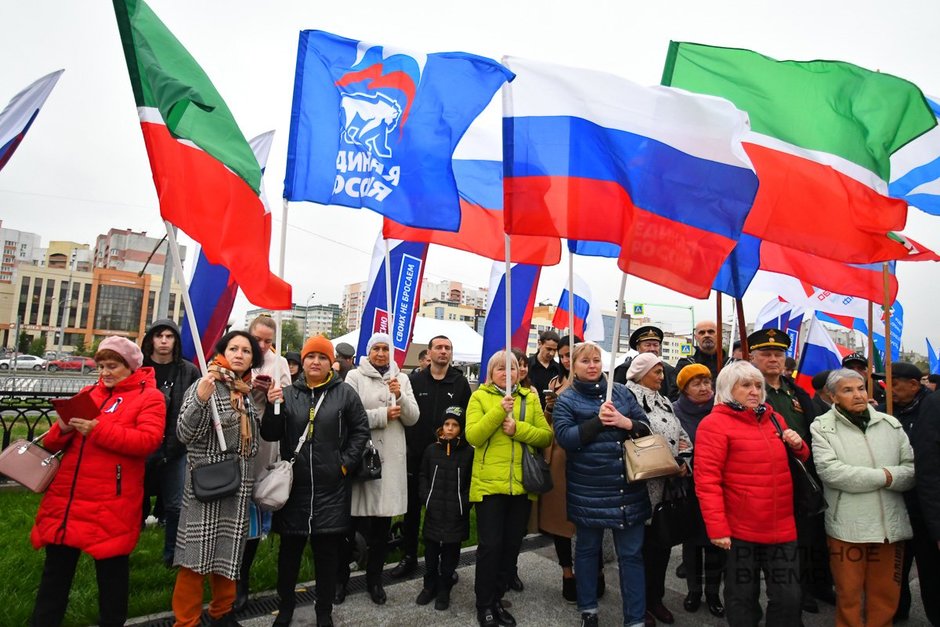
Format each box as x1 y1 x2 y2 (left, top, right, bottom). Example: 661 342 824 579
304 292 316 338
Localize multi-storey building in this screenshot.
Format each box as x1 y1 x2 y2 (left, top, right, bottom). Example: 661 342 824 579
94 228 186 277
245 303 344 338
0 221 41 284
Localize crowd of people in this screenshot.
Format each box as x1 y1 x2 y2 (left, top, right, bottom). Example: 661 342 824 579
22 315 940 627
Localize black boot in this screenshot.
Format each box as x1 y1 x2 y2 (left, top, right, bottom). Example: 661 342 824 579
209 614 242 627
233 577 249 613
390 555 417 578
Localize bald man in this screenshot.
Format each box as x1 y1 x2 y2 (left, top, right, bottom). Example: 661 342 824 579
675 320 723 379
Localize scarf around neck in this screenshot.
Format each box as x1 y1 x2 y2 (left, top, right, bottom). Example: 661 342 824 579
208 355 253 454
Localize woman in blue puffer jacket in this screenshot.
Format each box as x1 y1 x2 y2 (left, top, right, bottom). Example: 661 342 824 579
553 341 651 627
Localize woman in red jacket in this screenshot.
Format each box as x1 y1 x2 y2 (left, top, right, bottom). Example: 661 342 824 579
693 360 809 627
30 336 166 627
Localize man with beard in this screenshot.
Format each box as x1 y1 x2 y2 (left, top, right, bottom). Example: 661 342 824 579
140 319 201 568
675 321 723 380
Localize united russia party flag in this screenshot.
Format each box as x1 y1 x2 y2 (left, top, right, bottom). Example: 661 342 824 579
356 235 428 368
284 30 513 231
552 273 604 342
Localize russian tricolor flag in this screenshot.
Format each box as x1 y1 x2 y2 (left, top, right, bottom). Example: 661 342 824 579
480 262 541 382
0 70 63 173
754 297 804 359
795 315 844 396
552 273 603 342
502 56 758 297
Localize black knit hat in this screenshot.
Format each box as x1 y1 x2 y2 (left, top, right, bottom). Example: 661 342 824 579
441 406 465 432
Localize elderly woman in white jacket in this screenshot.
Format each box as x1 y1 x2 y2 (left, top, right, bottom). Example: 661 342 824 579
343 332 419 605
810 368 914 627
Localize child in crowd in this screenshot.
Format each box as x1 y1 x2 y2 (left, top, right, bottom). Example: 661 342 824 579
416 406 474 611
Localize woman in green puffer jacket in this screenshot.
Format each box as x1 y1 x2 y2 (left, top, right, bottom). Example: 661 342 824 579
466 350 553 627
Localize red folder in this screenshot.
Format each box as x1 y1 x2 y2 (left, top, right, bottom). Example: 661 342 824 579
51 389 99 424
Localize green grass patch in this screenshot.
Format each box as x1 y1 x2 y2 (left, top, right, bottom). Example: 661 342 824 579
0 490 480 625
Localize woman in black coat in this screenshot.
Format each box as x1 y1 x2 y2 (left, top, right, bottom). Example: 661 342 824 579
263 336 370 627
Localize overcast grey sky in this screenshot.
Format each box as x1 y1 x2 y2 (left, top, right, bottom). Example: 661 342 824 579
2 1 939 350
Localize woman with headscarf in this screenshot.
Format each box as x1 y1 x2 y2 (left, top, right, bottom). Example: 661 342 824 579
811 368 914 627
171 330 263 627
467 350 553 627
344 332 420 605
695 361 808 627
264 336 370 627
552 341 651 627
625 352 692 626
30 337 165 627
672 364 724 618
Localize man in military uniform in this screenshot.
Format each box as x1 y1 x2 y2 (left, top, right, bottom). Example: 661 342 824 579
613 325 678 401
748 328 834 612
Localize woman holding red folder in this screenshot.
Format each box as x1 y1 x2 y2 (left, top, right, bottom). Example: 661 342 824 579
30 336 166 627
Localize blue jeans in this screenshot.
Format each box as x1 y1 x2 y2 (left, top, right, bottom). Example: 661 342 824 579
576 523 646 627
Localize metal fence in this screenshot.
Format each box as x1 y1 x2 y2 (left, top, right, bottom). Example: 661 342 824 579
0 373 96 395
0 391 59 451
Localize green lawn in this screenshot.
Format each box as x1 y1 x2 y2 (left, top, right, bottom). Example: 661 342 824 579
0 490 478 626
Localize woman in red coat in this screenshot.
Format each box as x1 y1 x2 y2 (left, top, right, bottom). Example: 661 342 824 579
693 360 809 627
30 336 166 627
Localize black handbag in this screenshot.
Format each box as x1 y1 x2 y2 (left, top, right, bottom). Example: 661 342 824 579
191 454 241 503
190 396 242 503
651 476 701 547
518 396 553 494
768 413 827 517
354 439 382 481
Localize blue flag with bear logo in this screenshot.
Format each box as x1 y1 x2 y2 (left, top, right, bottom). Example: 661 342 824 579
284 30 513 231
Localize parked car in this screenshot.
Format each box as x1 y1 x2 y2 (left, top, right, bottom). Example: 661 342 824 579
46 356 96 373
0 355 48 370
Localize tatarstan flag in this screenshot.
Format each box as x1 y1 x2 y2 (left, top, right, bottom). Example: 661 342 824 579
112 0 291 309
663 42 937 265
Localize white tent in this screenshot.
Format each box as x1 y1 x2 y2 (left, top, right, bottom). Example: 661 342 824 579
331 317 484 364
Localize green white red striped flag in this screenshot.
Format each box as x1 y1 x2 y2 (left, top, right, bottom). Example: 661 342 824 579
112 0 291 309
663 42 937 265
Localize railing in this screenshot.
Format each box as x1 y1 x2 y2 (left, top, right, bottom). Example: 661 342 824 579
0 373 97 394
0 391 60 450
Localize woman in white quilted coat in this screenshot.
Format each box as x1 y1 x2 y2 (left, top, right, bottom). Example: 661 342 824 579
343 332 419 605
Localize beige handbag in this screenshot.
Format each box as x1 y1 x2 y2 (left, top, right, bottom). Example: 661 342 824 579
623 427 680 482
0 431 60 493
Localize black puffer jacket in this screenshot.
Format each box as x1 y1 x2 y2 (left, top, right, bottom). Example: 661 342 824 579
261 374 370 536
419 434 474 543
407 366 472 468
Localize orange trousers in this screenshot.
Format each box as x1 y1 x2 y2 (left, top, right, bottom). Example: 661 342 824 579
172 566 236 627
828 537 904 627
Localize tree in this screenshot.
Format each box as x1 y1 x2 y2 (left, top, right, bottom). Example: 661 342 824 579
328 318 348 340
280 320 303 353
17 332 30 353
72 339 88 357
28 333 47 357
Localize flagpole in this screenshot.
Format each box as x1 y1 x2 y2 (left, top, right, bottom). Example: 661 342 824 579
867 301 875 401
273 198 290 415
568 248 575 358
504 235 513 390
883 263 894 416
735 298 749 361
716 292 724 372
383 238 398 406
607 273 627 403
164 220 226 450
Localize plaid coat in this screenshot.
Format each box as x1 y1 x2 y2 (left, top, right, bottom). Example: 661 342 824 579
174 381 258 579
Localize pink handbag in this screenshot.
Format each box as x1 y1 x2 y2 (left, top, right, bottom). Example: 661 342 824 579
0 431 60 493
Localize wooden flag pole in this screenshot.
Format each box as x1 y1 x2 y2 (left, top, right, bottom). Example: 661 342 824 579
883 263 894 416
164 220 226 450
867 301 875 401
504 235 513 390
716 292 724 372
607 273 628 403
736 298 749 361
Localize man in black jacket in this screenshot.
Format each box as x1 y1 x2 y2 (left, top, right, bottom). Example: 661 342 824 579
613 325 679 401
675 320 723 379
391 335 472 578
748 328 833 612
140 318 201 567
911 389 940 625
883 362 938 621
